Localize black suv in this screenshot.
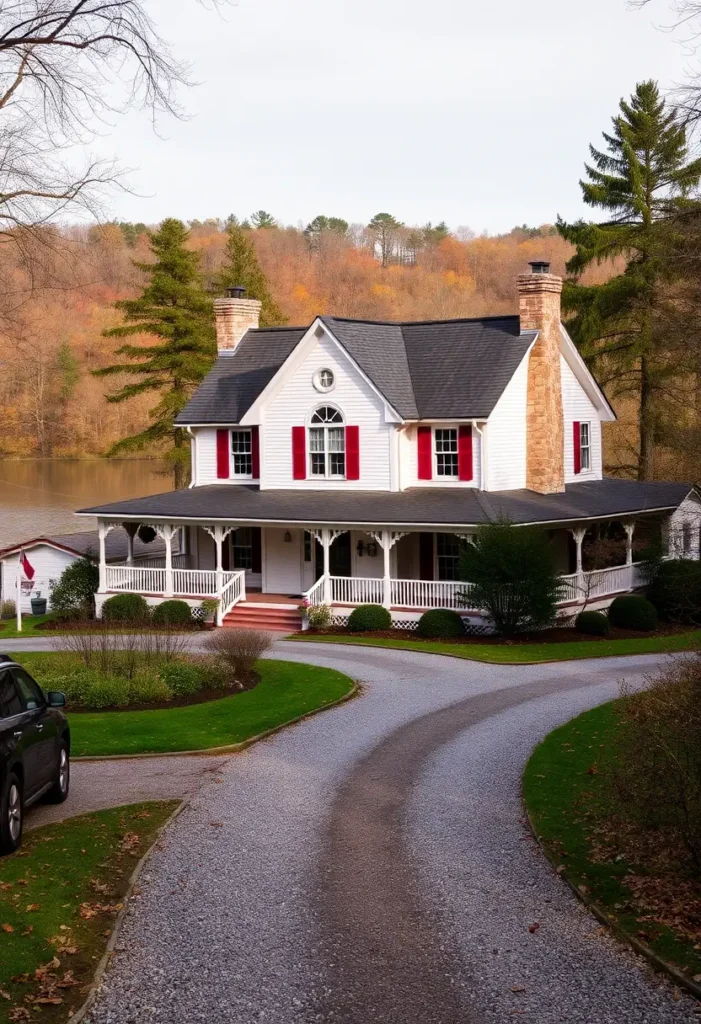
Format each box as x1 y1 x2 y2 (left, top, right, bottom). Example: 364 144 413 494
0 656 69 854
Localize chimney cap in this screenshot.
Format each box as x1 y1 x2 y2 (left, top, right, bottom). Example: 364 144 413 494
226 286 247 299
529 260 551 275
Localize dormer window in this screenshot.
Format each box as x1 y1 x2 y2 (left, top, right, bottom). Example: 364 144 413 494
434 428 458 477
231 429 253 477
309 406 345 478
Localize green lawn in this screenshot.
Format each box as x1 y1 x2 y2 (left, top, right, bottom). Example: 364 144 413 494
0 613 59 639
0 801 177 1023
290 630 701 663
524 702 701 980
12 655 354 756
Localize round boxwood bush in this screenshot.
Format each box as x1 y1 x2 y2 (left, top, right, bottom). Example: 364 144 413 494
646 558 701 624
347 603 392 632
151 599 193 627
608 594 658 632
575 610 610 636
417 608 465 639
102 592 150 624
159 660 202 698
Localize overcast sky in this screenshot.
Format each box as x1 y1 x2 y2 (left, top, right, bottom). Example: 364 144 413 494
98 0 690 233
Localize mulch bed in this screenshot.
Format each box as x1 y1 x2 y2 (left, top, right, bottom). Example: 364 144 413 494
298 623 695 645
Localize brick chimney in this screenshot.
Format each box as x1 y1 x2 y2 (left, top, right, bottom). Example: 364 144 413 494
214 287 262 353
518 261 565 494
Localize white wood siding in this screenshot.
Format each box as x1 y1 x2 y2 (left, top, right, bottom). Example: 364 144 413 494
262 334 392 490
398 424 482 490
668 493 701 559
485 351 529 491
0 545 75 612
561 355 602 482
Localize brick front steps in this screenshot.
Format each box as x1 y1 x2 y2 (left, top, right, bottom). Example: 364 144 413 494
223 601 302 633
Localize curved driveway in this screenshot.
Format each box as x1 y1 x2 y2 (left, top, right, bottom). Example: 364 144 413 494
10 639 697 1022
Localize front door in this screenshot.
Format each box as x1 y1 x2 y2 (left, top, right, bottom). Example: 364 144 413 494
315 531 352 578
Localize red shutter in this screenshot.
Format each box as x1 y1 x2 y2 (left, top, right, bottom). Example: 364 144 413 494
251 426 260 479
573 421 581 475
216 429 230 479
458 424 473 481
346 425 360 480
417 426 432 480
292 426 306 480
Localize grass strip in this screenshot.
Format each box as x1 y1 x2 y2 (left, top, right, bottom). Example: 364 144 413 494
289 630 701 663
0 801 178 1023
11 655 353 757
0 615 60 639
523 702 701 982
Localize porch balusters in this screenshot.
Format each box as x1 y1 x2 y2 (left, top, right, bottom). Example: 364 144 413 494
371 530 408 609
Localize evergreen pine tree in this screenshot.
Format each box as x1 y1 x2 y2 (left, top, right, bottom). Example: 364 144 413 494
214 221 286 327
558 80 701 480
95 218 216 489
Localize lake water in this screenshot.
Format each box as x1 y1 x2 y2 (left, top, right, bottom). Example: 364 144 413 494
0 460 173 548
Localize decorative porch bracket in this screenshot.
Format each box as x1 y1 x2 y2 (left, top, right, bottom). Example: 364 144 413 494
202 524 236 624
370 531 408 608
623 520 635 565
147 523 178 598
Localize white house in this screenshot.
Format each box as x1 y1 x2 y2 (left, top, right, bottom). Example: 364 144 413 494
77 264 701 629
0 529 175 613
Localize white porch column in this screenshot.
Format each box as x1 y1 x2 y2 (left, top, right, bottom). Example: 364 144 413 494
382 529 392 608
624 521 635 566
570 527 586 586
123 522 138 566
98 521 108 592
214 525 224 597
322 529 332 605
163 524 175 597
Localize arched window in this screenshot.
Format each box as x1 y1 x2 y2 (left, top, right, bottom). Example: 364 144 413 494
310 406 345 477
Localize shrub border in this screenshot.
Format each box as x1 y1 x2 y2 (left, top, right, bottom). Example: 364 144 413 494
72 680 359 761
522 796 701 1002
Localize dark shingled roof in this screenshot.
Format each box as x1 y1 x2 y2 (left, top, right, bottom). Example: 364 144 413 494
0 529 174 561
175 315 536 424
79 479 693 528
175 327 306 425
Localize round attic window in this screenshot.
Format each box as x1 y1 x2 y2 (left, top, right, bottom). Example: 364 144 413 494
314 368 335 392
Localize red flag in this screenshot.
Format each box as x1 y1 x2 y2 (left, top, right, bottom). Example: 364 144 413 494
19 549 35 581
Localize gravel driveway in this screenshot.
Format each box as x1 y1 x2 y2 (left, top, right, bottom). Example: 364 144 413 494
64 640 696 1024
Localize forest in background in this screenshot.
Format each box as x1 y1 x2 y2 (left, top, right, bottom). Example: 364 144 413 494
0 215 631 467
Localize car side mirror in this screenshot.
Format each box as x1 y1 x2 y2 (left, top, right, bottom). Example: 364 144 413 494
47 691 66 708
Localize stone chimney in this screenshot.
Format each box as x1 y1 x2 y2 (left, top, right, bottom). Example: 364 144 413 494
518 261 566 494
214 287 262 353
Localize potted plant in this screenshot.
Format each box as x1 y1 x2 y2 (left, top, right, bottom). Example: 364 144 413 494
30 590 47 616
200 598 219 626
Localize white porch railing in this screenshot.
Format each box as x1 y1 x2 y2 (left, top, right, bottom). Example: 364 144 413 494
133 554 189 569
103 564 247 623
219 570 246 624
303 562 646 611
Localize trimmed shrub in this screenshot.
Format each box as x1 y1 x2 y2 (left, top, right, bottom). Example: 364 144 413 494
159 660 202 697
152 599 193 627
347 604 392 632
102 592 150 624
127 670 173 706
417 608 464 639
575 610 610 636
646 558 701 624
0 599 16 620
84 675 132 708
307 603 332 629
49 556 100 616
608 595 658 632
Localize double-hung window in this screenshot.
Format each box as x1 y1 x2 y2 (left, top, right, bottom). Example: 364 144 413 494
231 429 252 477
434 428 458 478
579 423 591 472
436 533 462 581
232 528 253 570
309 407 345 478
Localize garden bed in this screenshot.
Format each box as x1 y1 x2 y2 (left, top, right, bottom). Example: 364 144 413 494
0 801 178 1024
300 622 693 644
524 701 701 989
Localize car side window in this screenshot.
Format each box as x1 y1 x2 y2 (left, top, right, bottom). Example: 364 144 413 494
0 669 24 718
12 668 45 711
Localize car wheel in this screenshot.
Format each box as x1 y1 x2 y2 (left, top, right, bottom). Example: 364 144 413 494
45 743 70 804
0 772 23 855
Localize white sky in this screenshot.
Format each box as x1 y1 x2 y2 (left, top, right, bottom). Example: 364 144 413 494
97 0 690 233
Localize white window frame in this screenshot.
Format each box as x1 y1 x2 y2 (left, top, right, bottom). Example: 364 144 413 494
579 422 592 473
434 427 459 479
231 428 253 479
309 406 346 479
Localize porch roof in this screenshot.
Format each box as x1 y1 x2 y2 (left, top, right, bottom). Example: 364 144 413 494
78 479 693 529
